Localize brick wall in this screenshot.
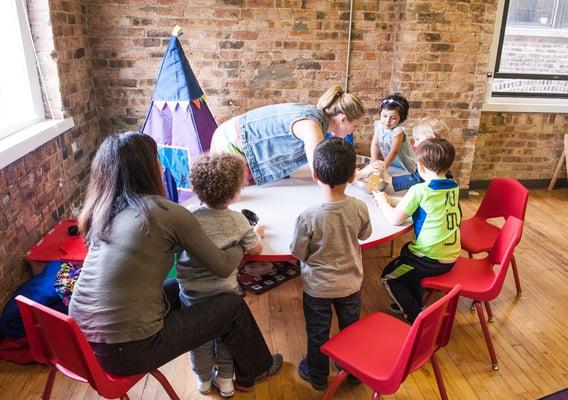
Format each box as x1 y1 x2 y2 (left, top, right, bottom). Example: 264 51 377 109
0 0 99 306
471 112 568 181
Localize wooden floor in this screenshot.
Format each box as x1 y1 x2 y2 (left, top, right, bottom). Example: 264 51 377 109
1 189 568 400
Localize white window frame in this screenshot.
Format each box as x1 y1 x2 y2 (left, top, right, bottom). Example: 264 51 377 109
0 0 74 169
483 0 568 113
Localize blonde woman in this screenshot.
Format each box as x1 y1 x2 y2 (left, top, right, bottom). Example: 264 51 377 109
211 85 366 185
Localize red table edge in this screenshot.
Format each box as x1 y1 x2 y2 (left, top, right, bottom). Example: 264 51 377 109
243 224 413 263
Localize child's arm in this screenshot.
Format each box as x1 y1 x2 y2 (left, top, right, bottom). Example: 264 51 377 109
382 132 405 170
292 119 324 171
373 191 409 225
246 224 265 255
290 215 310 261
370 133 381 162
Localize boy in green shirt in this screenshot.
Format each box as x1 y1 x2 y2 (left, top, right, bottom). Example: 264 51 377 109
373 138 460 323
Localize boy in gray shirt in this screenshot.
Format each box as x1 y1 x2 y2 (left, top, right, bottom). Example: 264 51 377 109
290 138 372 391
177 153 264 397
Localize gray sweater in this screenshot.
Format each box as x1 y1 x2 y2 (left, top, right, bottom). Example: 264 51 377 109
290 196 372 298
68 195 243 344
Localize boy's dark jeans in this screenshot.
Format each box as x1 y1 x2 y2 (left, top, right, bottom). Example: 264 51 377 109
381 242 454 323
303 291 361 384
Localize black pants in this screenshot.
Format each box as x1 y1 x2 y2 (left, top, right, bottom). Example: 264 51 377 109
381 243 454 323
90 283 272 387
303 291 361 384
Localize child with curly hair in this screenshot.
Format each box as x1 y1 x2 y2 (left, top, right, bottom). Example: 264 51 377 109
176 153 270 397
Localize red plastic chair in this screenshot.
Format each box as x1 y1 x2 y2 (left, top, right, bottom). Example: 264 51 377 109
422 216 523 371
15 295 180 400
460 178 528 297
320 285 462 400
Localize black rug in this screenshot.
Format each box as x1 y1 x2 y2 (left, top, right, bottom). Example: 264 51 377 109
540 389 568 400
238 261 300 294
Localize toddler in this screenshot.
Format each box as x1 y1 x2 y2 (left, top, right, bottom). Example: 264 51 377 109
373 138 460 323
291 137 372 391
370 93 416 175
176 152 265 397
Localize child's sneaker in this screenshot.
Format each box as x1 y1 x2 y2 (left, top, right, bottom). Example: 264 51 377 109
388 303 404 315
196 377 212 394
234 353 283 392
213 375 235 398
298 358 328 391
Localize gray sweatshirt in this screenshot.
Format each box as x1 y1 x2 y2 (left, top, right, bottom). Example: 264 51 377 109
68 195 243 344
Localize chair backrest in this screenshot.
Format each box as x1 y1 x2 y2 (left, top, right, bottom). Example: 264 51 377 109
390 285 462 388
475 178 528 222
487 216 524 298
15 295 107 387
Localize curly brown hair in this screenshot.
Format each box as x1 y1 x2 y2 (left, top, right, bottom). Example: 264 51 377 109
190 152 246 207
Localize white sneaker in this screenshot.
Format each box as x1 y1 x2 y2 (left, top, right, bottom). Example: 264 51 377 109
213 376 235 398
196 377 212 394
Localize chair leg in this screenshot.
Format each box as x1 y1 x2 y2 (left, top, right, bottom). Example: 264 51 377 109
389 241 394 257
149 370 181 400
42 367 57 400
484 302 494 323
323 370 348 400
474 301 499 370
431 354 448 400
372 392 382 399
467 251 473 258
511 255 522 297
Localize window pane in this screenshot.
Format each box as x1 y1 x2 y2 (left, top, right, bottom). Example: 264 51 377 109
492 78 568 95
0 0 44 139
506 0 555 27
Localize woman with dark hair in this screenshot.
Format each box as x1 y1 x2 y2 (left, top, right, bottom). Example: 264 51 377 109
69 131 282 392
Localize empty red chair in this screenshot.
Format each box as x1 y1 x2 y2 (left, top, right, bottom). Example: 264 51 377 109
422 216 523 370
460 178 528 297
320 285 461 400
15 295 180 400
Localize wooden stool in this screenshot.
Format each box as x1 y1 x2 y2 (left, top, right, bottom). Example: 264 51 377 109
548 134 568 190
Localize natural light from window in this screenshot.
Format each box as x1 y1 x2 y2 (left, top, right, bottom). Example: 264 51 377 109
492 0 568 97
0 0 45 140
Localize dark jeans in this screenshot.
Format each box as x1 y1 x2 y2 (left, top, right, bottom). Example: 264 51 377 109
90 284 272 387
381 242 454 323
303 291 361 384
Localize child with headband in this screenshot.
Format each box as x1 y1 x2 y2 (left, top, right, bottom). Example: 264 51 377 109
370 93 415 176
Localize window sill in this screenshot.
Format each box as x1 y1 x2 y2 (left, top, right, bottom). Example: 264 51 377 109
482 98 568 113
0 117 75 169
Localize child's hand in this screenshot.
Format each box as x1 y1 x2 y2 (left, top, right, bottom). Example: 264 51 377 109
357 161 385 180
254 223 265 238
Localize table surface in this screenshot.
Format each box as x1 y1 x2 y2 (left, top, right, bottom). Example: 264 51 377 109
186 166 413 261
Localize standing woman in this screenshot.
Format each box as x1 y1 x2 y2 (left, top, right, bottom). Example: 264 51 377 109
211 84 366 185
69 132 282 391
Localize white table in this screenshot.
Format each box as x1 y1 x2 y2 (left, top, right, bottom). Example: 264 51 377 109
186 166 413 262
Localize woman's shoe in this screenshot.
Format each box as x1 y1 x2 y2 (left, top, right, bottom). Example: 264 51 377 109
234 353 284 391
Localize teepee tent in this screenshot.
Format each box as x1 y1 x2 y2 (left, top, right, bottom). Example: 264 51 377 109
141 28 217 202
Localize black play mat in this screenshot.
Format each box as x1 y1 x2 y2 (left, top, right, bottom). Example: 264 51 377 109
238 261 300 294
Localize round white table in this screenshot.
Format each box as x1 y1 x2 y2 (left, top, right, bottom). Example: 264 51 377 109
185 166 413 262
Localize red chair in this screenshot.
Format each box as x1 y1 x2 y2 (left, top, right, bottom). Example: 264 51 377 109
320 285 462 400
15 295 180 400
460 178 528 297
422 216 523 371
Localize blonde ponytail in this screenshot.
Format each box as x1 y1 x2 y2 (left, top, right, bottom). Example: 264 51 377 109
317 84 365 121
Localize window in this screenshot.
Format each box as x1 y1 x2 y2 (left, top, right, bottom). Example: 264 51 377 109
0 0 45 140
490 0 568 99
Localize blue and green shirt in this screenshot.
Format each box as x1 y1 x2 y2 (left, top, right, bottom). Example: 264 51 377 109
398 178 461 262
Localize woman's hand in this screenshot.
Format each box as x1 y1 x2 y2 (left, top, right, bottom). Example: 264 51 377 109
254 223 265 238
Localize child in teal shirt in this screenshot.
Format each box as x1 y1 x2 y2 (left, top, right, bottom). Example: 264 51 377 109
373 138 460 323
